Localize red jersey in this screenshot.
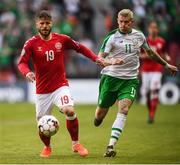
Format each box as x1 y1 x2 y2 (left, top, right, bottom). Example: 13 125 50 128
141 37 166 72
18 33 97 94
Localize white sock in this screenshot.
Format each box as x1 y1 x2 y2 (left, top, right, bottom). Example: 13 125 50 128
109 112 127 146
72 141 79 146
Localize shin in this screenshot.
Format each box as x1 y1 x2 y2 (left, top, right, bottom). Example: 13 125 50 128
94 107 109 126
62 106 79 145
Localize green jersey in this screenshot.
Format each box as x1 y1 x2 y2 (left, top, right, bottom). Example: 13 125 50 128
100 28 151 79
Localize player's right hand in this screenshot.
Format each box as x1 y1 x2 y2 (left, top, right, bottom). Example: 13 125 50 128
103 58 124 66
26 72 36 82
165 63 178 76
96 58 106 67
110 58 125 65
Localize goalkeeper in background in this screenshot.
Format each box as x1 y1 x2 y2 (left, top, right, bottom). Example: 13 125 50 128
94 9 177 157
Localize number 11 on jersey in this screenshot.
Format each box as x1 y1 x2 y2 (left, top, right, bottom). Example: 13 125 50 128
125 44 131 53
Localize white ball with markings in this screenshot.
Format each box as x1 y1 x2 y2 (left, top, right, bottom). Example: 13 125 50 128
38 115 59 137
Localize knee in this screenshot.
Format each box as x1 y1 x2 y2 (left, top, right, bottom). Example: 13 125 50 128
150 90 159 98
151 90 157 95
62 106 75 117
119 107 129 115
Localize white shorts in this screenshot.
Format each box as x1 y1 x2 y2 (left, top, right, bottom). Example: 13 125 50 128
141 72 162 93
36 86 74 120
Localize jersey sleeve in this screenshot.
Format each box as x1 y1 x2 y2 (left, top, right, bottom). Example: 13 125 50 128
64 35 80 51
17 40 32 76
64 35 97 62
100 34 114 53
141 33 151 51
161 38 166 53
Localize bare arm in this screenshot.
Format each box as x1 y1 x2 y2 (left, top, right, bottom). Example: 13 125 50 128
146 49 167 66
98 52 124 66
164 52 171 62
146 49 178 76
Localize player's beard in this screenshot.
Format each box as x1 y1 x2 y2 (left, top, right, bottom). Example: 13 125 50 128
39 28 51 38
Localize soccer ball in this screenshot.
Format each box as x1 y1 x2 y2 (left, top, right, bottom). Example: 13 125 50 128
38 115 59 137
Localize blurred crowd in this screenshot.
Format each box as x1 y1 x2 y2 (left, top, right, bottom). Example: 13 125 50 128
0 0 180 83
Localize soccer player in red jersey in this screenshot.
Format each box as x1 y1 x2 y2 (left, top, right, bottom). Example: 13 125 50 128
17 10 106 158
140 21 171 123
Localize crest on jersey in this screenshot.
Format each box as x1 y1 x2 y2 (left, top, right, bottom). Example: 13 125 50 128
55 42 62 50
21 48 25 56
132 38 138 45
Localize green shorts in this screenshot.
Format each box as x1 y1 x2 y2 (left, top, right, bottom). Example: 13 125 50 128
98 74 139 108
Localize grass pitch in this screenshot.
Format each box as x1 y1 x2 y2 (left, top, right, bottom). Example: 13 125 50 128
0 103 180 164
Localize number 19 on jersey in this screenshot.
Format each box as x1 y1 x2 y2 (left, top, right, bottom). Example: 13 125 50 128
45 50 54 61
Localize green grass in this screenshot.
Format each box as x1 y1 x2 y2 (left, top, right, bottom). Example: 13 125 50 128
0 103 180 164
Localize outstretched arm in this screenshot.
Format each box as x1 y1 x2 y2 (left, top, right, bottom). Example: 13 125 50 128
77 44 105 67
98 52 124 66
146 49 178 76
64 36 105 67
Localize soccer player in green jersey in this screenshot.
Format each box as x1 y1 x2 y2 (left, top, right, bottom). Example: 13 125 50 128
94 9 178 157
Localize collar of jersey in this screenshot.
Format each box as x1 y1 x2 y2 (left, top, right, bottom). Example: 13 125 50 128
118 29 132 35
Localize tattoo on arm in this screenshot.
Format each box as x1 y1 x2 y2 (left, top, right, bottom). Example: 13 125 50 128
98 52 108 58
146 49 168 66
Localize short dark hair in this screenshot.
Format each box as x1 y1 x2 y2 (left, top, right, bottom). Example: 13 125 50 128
35 10 52 20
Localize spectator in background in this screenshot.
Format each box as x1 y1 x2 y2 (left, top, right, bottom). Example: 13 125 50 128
0 0 179 81
155 6 172 41
99 7 112 32
79 0 95 40
76 34 97 76
110 0 133 30
52 13 73 36
63 0 80 26
132 0 146 31
0 40 15 83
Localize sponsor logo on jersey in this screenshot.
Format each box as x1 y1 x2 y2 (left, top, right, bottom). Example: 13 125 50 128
38 47 42 51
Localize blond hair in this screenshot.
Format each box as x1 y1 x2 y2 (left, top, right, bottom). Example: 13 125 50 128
118 9 134 19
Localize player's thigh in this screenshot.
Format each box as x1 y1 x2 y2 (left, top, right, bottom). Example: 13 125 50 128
150 72 162 90
53 86 74 113
98 75 118 108
118 79 139 109
98 91 117 108
36 93 54 121
141 72 150 94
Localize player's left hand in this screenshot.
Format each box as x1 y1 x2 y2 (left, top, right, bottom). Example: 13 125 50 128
26 72 36 82
96 58 106 67
165 63 178 76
